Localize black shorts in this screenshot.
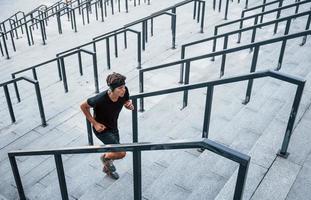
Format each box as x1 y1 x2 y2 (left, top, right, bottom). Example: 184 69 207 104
93 128 120 145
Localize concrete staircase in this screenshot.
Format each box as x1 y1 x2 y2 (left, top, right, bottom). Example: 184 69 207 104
1 0 311 199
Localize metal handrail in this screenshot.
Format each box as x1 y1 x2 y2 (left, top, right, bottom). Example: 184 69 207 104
140 30 310 107
0 0 150 59
55 0 204 71
134 70 305 159
179 10 311 82
243 0 281 14
242 0 282 25
94 0 205 41
11 48 99 103
212 0 248 20
8 139 250 200
216 0 311 36
0 76 47 126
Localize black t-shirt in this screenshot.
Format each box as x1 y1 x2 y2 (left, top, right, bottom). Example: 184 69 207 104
87 87 129 132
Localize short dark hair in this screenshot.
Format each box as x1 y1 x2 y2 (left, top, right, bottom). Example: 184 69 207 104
106 72 126 90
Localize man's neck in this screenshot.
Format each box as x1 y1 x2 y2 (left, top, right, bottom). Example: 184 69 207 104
108 90 119 102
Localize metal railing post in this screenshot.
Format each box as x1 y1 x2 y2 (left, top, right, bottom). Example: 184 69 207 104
54 154 69 200
124 31 128 49
82 7 85 25
95 1 99 20
114 34 118 58
193 0 197 20
202 85 214 138
300 12 311 46
243 46 260 104
12 74 21 102
29 26 34 45
93 53 99 93
10 31 16 52
182 61 191 108
86 2 90 24
137 32 142 69
78 50 83 75
111 0 115 15
260 0 267 23
142 22 145 50
250 16 259 52
0 39 4 56
57 57 63 81
34 81 47 126
219 0 222 13
139 71 144 112
1 33 10 59
179 46 185 84
225 0 229 20
273 0 283 34
106 37 111 69
125 0 129 13
171 9 176 49
132 99 142 200
237 12 244 43
100 0 104 22
145 20 148 43
211 27 218 61
86 119 93 145
295 0 300 14
233 162 249 200
118 0 121 12
278 81 305 157
8 155 26 200
60 57 68 93
72 9 77 32
32 68 38 80
276 19 291 71
220 35 228 77
57 12 62 34
4 85 16 123
197 1 201 23
39 20 46 45
104 0 108 17
200 1 205 33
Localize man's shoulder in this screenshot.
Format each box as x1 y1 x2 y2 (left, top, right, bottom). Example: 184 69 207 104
88 90 108 102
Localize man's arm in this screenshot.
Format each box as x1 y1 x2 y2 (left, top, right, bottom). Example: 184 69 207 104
80 101 106 132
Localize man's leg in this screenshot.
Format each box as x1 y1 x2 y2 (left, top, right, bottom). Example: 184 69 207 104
104 151 126 160
95 130 124 179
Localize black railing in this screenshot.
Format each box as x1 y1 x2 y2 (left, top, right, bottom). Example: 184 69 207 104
0 76 47 126
0 0 150 59
57 48 99 93
9 139 250 200
8 0 204 105
213 0 248 20
58 0 205 70
11 48 98 103
216 0 311 42
241 0 283 24
135 70 305 158
179 11 311 82
140 31 310 110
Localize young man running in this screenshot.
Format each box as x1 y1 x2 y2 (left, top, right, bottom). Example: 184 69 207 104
80 72 134 179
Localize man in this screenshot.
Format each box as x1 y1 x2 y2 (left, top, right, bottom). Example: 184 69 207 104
80 72 134 179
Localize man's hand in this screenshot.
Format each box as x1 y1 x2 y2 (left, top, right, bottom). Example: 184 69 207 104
94 122 106 132
124 100 134 110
